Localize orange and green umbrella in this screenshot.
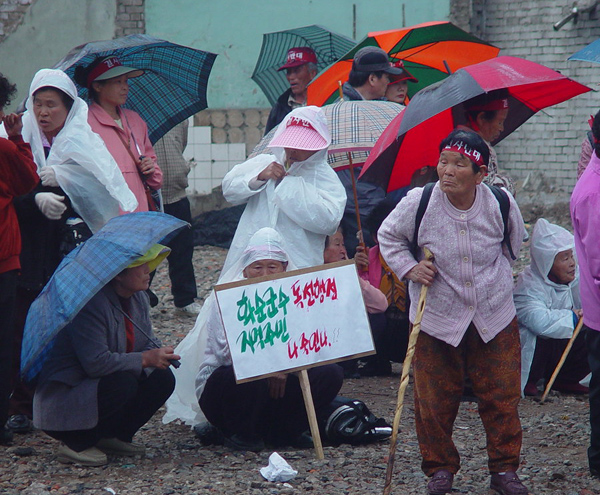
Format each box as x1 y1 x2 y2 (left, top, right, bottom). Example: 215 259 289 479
307 21 500 107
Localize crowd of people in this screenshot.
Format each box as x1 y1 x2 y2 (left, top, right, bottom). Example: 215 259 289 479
1 35 599 495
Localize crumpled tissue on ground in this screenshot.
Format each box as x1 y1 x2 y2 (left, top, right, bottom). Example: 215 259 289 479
260 452 298 482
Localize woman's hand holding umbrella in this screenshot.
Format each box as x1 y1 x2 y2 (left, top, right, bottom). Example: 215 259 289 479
142 346 181 370
137 155 156 176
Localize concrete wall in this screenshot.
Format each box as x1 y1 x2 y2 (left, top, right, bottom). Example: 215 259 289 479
470 1 600 203
0 0 116 110
146 0 451 109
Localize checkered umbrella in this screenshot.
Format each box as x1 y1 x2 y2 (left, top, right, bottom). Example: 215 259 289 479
53 34 217 144
249 100 402 169
252 25 356 106
20 212 188 382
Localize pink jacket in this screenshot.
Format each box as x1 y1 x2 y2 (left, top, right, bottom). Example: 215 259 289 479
359 244 384 288
88 103 162 213
571 151 600 331
378 182 524 347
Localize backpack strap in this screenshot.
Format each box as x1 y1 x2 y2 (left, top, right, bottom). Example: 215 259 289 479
485 184 516 261
411 182 516 261
411 182 435 258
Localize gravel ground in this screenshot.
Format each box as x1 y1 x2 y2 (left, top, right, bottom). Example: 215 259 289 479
2 215 598 495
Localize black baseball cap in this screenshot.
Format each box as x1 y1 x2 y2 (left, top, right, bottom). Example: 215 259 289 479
352 46 403 75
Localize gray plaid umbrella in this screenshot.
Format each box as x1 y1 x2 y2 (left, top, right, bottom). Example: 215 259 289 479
53 34 217 143
252 25 355 106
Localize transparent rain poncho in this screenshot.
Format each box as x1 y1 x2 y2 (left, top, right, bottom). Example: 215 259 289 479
21 69 137 232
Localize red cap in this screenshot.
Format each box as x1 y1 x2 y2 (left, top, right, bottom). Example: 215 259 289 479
278 47 317 71
388 61 418 84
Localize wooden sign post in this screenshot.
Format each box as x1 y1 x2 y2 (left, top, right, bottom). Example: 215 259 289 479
214 259 375 458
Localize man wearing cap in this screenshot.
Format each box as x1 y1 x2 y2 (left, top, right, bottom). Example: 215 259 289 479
342 46 406 101
338 47 410 256
264 47 318 134
222 106 346 273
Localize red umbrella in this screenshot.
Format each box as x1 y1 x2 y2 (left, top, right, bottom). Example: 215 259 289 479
359 56 591 192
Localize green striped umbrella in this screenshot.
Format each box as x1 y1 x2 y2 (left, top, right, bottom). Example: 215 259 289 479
252 25 355 106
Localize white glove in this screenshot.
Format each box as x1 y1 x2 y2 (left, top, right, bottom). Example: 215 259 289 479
35 192 66 220
39 166 59 187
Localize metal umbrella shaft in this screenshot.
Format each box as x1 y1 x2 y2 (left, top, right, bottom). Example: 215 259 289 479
112 302 181 368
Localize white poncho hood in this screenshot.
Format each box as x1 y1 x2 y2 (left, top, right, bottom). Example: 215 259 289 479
514 218 581 393
21 69 137 232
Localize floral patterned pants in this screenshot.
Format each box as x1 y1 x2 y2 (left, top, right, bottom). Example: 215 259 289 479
413 318 522 475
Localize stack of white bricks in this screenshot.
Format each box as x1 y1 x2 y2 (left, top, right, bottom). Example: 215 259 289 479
183 122 247 195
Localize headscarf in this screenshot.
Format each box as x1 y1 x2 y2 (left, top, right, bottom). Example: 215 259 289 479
127 244 170 271
21 69 137 232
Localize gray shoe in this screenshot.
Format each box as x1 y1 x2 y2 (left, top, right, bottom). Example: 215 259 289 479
96 437 146 456
56 445 107 466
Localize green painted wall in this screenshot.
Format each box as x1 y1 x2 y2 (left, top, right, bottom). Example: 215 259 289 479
146 0 450 109
0 0 115 111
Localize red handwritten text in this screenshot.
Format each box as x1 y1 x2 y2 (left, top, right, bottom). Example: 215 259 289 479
291 277 338 309
287 328 330 359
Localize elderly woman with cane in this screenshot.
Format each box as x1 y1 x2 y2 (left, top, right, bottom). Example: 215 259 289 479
378 129 527 495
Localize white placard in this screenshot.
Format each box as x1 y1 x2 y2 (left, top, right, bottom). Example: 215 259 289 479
214 260 375 382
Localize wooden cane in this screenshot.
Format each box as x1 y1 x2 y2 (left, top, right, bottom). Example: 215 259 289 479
383 248 434 495
540 317 584 403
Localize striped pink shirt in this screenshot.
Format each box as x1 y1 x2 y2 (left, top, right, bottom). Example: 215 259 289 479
378 183 524 347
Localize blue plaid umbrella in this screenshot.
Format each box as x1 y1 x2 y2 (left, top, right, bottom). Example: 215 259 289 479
21 212 188 382
53 34 217 143
252 25 355 106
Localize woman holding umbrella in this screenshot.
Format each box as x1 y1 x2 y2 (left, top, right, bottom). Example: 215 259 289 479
461 89 516 195
378 129 528 495
74 56 162 212
32 243 180 467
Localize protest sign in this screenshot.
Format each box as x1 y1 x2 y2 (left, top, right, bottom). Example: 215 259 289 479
214 259 375 383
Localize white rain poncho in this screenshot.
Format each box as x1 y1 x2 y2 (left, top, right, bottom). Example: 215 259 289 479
513 218 581 392
163 107 345 427
220 105 346 273
163 228 297 426
21 69 137 232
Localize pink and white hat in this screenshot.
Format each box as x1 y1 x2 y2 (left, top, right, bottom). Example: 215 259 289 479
267 106 331 151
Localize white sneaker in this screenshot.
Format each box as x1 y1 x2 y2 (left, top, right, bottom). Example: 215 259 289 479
176 302 201 315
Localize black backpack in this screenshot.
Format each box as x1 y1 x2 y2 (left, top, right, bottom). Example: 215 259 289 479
411 182 516 260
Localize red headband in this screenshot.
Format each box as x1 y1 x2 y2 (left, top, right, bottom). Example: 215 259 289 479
443 141 485 167
86 57 123 88
467 98 509 112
